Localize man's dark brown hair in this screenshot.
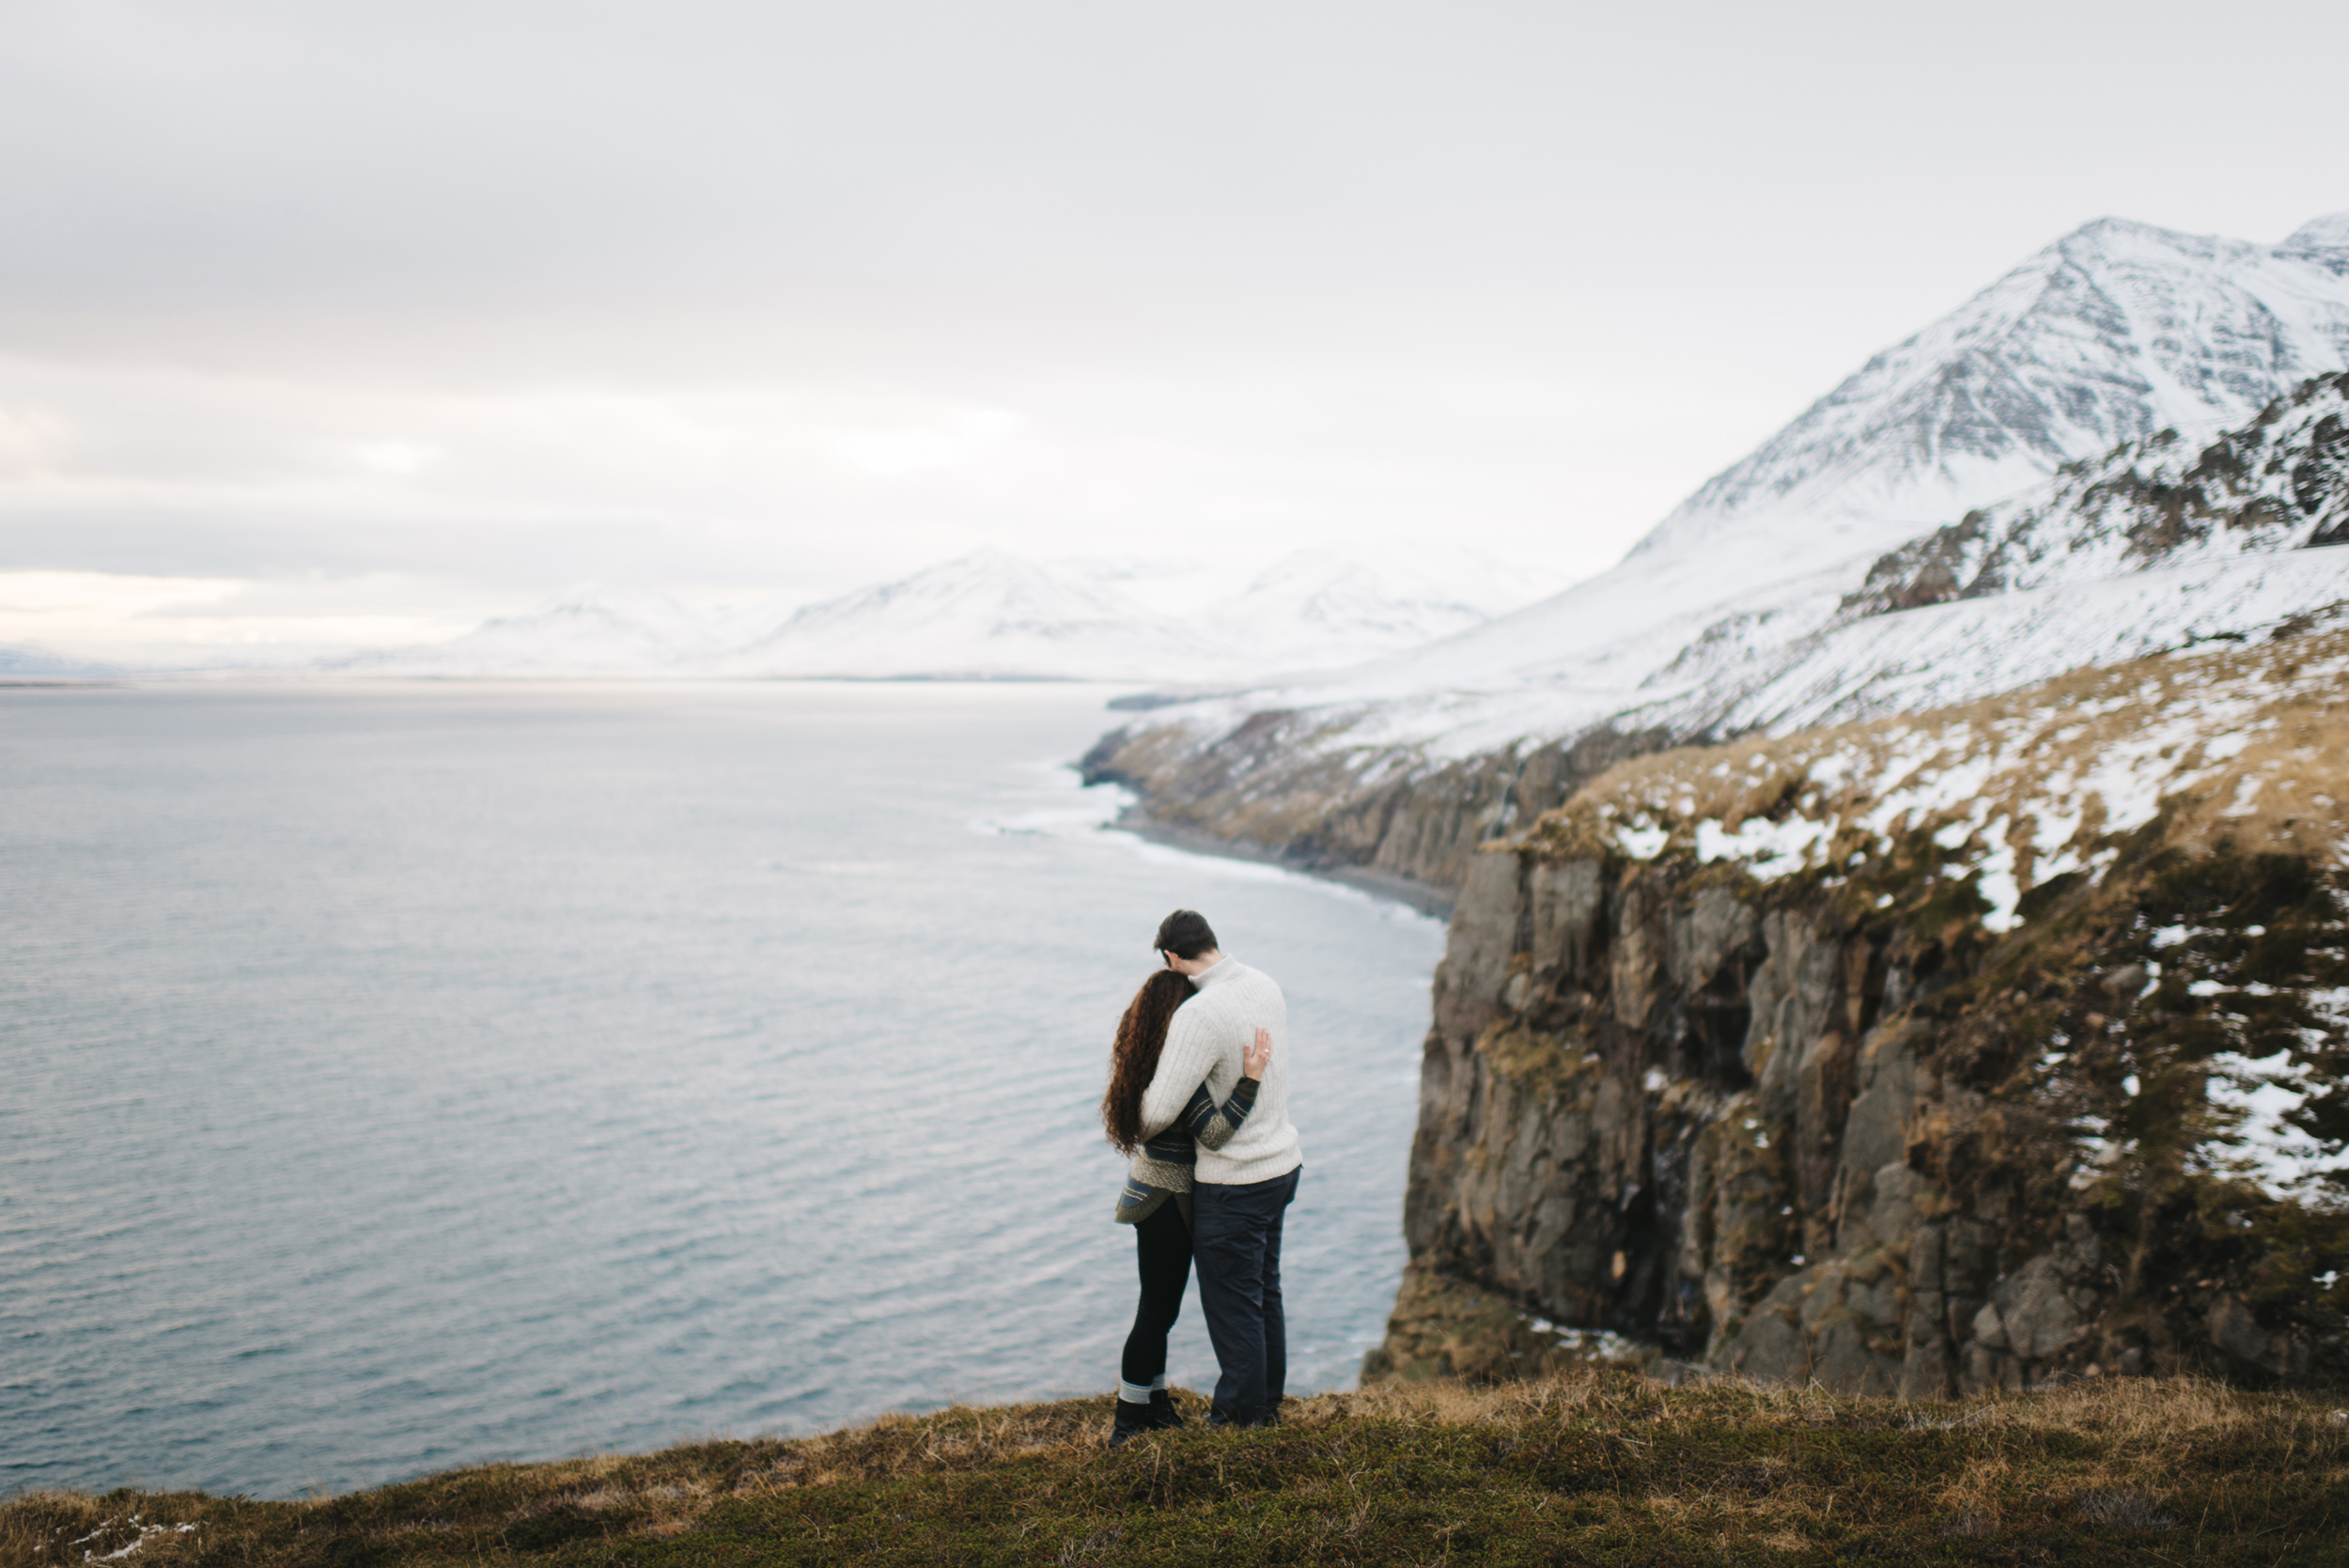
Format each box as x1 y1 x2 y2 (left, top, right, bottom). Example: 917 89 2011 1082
1153 908 1217 959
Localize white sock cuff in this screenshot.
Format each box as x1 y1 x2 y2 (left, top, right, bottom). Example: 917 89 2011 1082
1118 1379 1154 1405
1151 1374 1168 1390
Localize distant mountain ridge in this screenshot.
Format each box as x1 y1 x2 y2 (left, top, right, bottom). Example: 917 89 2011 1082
337 541 1564 682
1190 541 1550 671
333 582 735 675
693 549 1220 681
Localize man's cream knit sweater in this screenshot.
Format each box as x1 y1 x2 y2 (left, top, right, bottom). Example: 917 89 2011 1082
1137 955 1300 1186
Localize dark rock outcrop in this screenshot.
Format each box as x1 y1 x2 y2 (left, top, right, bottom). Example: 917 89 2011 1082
1078 720 1674 897
1839 370 2349 621
1366 817 2349 1396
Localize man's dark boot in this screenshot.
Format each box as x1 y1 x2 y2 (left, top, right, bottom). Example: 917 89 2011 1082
1109 1400 1154 1449
1146 1389 1186 1430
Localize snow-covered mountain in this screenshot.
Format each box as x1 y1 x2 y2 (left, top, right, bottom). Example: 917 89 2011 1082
692 548 1227 681
1194 541 1568 672
1680 369 2349 737
698 543 1565 681
334 582 739 676
334 541 1566 682
352 202 2349 699
1641 211 2349 562
1126 212 2349 762
1841 369 2349 615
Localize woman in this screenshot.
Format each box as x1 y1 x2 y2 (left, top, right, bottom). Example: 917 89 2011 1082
1099 969 1272 1448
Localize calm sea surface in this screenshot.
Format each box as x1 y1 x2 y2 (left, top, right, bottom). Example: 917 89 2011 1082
0 681 1443 1499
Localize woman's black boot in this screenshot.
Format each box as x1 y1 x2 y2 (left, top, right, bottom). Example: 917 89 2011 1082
1146 1389 1186 1430
1109 1400 1154 1449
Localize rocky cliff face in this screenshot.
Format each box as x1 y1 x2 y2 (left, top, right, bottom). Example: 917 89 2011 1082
1079 719 1667 896
1364 629 2349 1394
1841 371 2349 621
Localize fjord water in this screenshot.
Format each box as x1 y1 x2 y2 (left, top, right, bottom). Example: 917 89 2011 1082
0 683 1442 1499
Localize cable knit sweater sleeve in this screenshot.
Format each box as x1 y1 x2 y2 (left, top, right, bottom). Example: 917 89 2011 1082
1136 1001 1228 1142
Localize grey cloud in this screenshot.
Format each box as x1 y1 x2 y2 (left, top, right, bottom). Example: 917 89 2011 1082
2 0 2346 645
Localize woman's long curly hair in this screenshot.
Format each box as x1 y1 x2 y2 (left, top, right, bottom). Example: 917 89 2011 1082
1101 969 1192 1155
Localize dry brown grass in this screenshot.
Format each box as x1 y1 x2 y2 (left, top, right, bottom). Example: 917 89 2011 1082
1522 621 2349 885
7 1371 2345 1566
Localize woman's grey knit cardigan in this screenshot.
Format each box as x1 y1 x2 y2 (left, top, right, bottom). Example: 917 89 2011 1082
1113 1078 1258 1226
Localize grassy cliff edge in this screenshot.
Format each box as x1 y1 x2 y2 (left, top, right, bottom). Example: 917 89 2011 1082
8 1373 2346 1566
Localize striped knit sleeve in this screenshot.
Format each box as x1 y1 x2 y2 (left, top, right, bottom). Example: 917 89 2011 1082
1186 1076 1259 1151
1136 1003 1222 1141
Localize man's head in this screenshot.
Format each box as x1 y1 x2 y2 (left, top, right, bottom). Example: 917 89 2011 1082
1155 908 1221 974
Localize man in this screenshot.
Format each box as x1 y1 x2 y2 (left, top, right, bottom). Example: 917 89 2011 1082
1136 908 1301 1428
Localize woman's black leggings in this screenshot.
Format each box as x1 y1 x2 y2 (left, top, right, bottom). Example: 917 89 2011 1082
1119 1202 1193 1393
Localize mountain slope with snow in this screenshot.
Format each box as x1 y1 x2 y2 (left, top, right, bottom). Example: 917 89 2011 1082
1344 213 2349 727
1841 369 2349 616
694 549 1227 681
335 583 735 675
1191 541 1569 673
1129 214 2349 746
1088 214 2349 889
1678 369 2349 737
332 541 1567 683
1643 211 2349 558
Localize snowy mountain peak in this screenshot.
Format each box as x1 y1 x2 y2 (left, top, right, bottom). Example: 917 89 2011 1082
698 549 1220 681
1634 212 2349 569
1194 540 1570 671
789 548 1156 625
523 580 706 632
1837 368 2349 624
334 537 1573 683
1129 214 2349 776
2281 211 2349 254
697 543 1574 682
334 579 725 675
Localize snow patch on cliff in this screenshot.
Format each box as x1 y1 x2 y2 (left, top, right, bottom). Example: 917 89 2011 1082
1539 626 2349 937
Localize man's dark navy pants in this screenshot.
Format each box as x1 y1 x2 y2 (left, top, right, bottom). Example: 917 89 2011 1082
1191 1166 1300 1427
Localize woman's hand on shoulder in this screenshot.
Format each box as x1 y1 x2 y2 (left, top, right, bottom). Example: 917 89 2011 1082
1244 1026 1273 1079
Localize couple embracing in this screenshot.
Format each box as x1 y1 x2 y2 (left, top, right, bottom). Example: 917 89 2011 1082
1097 908 1302 1448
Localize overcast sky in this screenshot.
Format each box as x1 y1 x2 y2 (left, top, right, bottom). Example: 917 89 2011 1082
3 0 2345 660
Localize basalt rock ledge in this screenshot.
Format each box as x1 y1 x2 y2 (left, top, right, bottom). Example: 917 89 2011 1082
1363 627 2349 1395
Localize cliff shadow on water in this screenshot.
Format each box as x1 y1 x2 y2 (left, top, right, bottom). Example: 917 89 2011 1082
1363 631 2349 1399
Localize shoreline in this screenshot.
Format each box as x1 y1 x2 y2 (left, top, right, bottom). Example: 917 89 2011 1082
1102 809 1456 920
